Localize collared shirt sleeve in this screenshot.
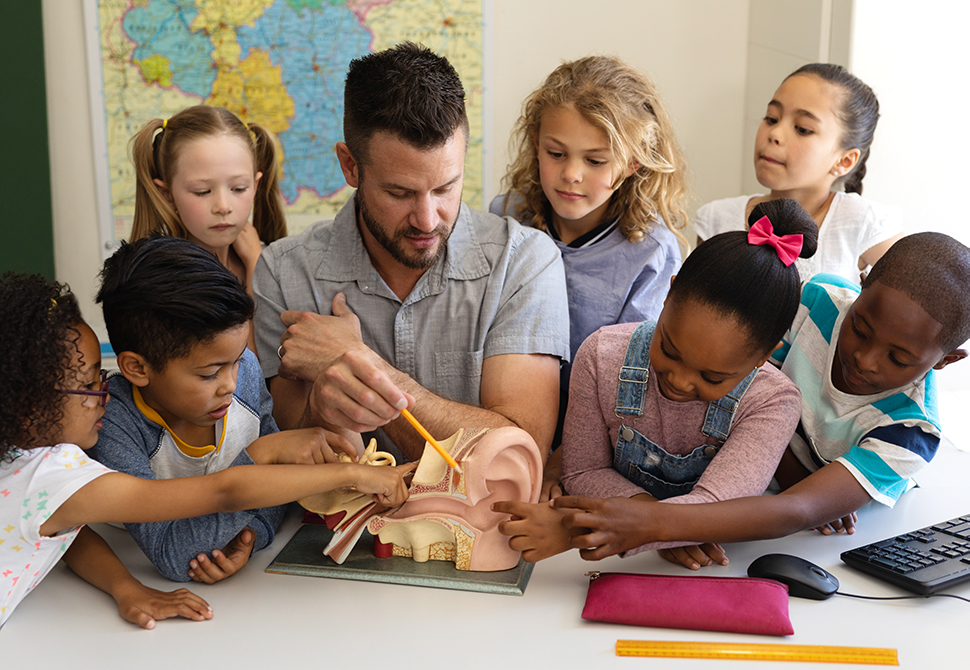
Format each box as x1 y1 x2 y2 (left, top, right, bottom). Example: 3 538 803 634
481 221 570 361
253 249 288 379
617 226 682 328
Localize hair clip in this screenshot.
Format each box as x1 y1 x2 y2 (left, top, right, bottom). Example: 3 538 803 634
748 215 803 267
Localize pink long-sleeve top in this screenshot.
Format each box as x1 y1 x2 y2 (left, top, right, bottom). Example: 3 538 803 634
560 322 802 555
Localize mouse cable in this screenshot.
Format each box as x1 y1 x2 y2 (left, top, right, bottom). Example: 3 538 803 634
835 590 970 604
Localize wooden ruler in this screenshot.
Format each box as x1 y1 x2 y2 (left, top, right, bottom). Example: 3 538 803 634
615 640 898 665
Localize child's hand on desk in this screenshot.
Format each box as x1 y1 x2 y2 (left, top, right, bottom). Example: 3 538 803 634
554 495 653 560
658 543 728 570
353 462 417 507
248 427 358 465
492 500 577 562
113 580 212 629
813 511 857 535
188 527 255 584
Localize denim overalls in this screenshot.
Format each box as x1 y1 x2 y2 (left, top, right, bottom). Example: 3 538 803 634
613 322 757 499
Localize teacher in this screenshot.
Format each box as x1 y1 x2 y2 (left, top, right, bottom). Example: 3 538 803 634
254 42 569 482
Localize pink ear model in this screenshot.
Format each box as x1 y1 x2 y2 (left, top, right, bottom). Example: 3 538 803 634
368 426 543 571
299 440 396 564
301 427 542 571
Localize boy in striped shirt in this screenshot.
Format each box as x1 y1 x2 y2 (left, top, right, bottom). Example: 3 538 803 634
554 232 970 565
770 232 968 533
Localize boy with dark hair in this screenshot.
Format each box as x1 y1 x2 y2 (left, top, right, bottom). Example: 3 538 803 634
342 41 469 164
502 233 970 566
93 236 355 582
769 232 970 515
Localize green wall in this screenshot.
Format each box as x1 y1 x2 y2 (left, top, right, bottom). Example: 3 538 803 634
0 2 55 278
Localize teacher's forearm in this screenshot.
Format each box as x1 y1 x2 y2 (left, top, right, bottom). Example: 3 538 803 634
382 370 514 460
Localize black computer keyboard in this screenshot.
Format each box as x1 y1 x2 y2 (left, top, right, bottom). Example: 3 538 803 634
840 514 970 595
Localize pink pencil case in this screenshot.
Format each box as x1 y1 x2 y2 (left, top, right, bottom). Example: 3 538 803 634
581 572 794 636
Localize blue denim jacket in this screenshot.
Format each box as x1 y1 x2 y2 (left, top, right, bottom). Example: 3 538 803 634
612 322 757 499
90 349 285 581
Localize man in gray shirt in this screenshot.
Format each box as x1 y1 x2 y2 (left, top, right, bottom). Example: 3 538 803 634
254 43 569 488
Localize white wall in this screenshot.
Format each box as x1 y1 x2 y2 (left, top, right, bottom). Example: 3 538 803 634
850 0 970 246
43 0 752 341
43 1 105 337
850 0 970 390
740 0 853 194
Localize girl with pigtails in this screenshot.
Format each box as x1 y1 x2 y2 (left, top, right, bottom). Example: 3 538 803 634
129 105 287 299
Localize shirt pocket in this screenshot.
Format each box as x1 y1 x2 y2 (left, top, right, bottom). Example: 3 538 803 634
434 349 484 405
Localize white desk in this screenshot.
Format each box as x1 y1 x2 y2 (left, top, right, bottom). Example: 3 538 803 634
5 439 969 668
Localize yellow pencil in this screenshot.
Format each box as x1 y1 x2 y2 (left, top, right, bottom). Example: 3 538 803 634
399 408 462 473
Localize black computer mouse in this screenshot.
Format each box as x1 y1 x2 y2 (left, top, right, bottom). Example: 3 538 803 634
747 553 840 600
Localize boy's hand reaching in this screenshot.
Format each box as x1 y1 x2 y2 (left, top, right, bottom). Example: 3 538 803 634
554 495 653 560
492 500 576 562
113 581 212 629
248 427 358 465
352 462 417 507
658 543 729 570
188 527 255 584
813 511 857 535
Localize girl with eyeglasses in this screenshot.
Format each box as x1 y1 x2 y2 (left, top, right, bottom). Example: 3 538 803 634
0 272 413 630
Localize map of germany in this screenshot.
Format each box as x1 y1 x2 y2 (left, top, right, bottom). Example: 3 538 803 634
92 0 485 240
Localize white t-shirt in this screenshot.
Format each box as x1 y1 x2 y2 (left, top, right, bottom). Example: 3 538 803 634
0 445 112 627
694 192 903 284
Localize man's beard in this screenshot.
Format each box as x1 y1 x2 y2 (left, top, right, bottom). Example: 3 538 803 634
357 190 457 270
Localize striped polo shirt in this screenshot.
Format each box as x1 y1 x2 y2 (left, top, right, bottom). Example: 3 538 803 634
772 274 940 507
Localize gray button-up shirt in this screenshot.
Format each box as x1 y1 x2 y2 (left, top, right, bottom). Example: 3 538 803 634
254 197 570 410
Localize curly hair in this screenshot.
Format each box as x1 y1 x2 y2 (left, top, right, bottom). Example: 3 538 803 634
499 56 689 246
0 273 83 462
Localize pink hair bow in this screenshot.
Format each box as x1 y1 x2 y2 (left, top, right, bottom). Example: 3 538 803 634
747 215 803 267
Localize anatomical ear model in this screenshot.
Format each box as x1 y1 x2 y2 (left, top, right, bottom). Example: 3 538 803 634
300 427 542 571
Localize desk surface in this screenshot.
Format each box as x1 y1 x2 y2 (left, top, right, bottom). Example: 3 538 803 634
5 439 969 668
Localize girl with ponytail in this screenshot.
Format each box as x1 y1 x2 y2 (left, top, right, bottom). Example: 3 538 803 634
695 63 902 284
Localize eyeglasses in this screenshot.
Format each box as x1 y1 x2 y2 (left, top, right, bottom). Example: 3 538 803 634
58 369 110 407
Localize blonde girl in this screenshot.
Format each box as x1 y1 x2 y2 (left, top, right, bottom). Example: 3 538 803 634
490 56 689 492
129 105 287 296
695 63 902 283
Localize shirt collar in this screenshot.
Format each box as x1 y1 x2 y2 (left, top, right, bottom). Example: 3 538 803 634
546 212 619 249
314 196 490 302
132 386 226 458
